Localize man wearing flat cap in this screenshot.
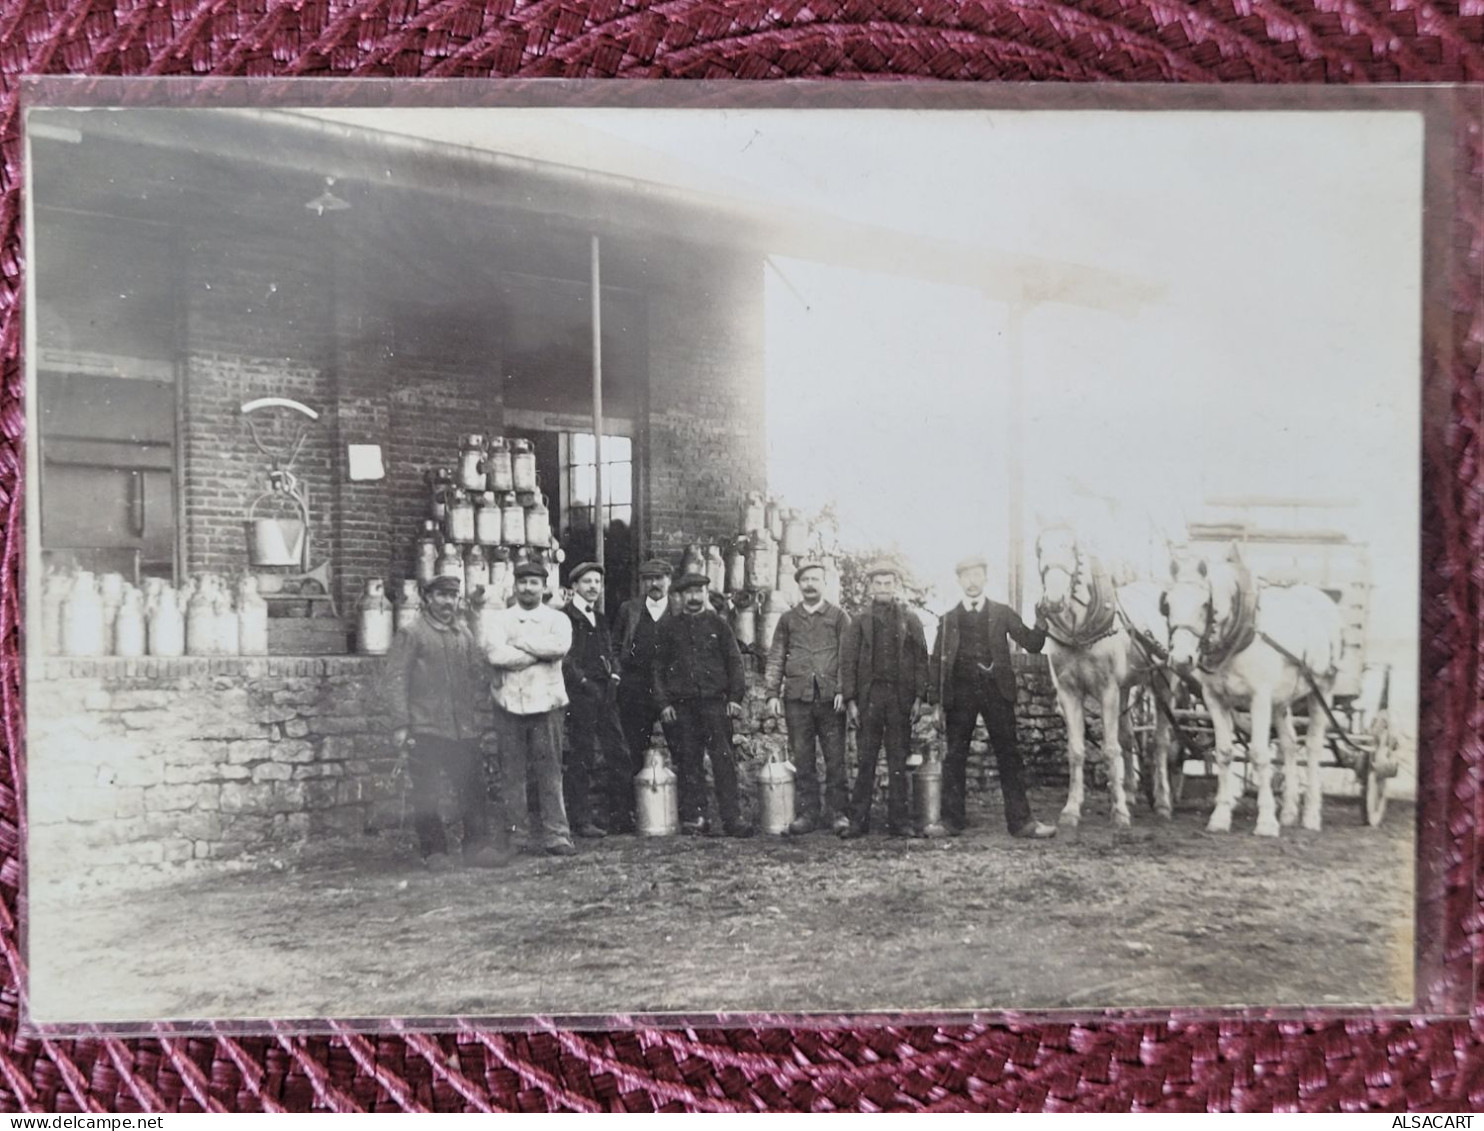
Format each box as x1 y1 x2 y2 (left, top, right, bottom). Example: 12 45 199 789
384 574 504 871
481 559 578 857
653 572 752 837
765 560 851 835
839 561 930 838
560 561 627 839
927 555 1056 840
610 557 678 833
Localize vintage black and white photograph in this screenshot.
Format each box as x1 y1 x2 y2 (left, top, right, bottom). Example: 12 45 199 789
23 89 1422 1024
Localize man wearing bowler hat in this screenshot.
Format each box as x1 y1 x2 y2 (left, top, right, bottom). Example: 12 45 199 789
653 572 753 837
561 561 627 839
611 557 678 833
482 559 578 857
765 560 851 835
927 555 1056 840
384 574 504 871
839 561 930 838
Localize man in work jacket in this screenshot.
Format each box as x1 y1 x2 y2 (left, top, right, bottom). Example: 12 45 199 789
839 561 930 838
610 557 678 833
561 560 627 839
764 560 851 835
653 572 753 837
384 574 505 871
927 555 1056 840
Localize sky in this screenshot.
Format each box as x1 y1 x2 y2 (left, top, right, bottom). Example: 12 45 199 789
301 105 1424 719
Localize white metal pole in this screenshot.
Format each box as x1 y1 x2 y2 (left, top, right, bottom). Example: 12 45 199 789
591 235 604 581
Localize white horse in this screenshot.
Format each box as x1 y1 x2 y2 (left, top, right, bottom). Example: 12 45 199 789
1036 526 1175 829
1162 545 1343 836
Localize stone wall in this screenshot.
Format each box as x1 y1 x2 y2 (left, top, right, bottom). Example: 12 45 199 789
27 651 1073 885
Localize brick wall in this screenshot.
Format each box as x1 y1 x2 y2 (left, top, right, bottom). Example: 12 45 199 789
644 246 768 559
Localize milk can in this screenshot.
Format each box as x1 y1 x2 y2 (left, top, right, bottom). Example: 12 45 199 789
756 749 797 835
765 497 784 541
464 545 490 596
705 544 726 592
358 579 394 655
215 590 241 656
759 591 784 654
475 492 502 545
113 588 146 658
485 437 515 494
500 493 526 547
436 543 464 589
488 548 512 607
238 575 269 656
395 579 422 632
41 571 68 653
428 468 454 523
733 597 756 649
511 438 538 494
414 526 441 586
726 538 748 593
457 434 487 493
748 529 779 592
740 490 766 535
187 578 219 655
445 489 476 544
147 585 185 658
681 543 706 580
913 753 948 839
781 508 809 556
61 572 104 657
526 494 552 549
634 745 679 837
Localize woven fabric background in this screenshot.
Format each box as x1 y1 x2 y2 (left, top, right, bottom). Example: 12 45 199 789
0 0 1480 1112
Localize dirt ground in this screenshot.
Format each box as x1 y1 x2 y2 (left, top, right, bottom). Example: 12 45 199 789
28 785 1415 1024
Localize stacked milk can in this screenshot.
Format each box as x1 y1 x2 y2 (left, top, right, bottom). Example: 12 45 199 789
41 567 269 659
371 433 565 655
713 492 841 656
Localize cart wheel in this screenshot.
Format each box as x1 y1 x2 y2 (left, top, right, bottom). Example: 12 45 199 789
1361 713 1395 827
1170 751 1187 806
1363 757 1388 827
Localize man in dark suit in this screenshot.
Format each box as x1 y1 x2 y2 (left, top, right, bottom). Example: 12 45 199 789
839 561 930 838
561 561 627 838
927 555 1056 840
611 558 678 833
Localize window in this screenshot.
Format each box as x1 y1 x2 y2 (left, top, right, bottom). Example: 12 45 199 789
563 433 632 534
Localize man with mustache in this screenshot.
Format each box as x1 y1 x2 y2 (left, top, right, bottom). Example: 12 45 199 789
765 561 851 835
653 572 752 837
611 558 678 833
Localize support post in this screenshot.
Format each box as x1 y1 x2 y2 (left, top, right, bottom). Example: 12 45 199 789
590 235 604 583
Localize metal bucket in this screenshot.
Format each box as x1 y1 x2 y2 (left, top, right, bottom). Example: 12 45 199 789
246 517 306 567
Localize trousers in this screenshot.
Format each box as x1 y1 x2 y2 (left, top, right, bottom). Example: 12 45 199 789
407 733 490 858
849 687 912 833
783 698 848 822
564 684 629 830
493 706 571 848
944 684 1033 833
670 698 741 827
615 687 679 831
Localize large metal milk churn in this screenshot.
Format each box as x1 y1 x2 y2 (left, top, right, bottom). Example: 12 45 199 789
765 497 785 542
428 468 454 523
511 438 538 494
113 587 146 659
414 522 441 586
526 494 552 549
237 575 269 656
749 529 779 592
759 590 784 654
913 751 948 839
463 545 490 596
781 508 809 556
395 579 422 632
726 537 748 593
485 437 514 494
436 543 464 588
705 544 726 592
215 588 241 656
61 571 105 656
474 492 502 545
733 594 756 649
358 579 394 655
445 489 476 545
500 493 526 547
756 749 797 836
634 745 679 837
457 434 487 493
741 491 767 535
186 577 218 656
147 585 186 658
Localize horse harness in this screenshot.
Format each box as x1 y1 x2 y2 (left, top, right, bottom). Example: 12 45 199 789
1039 542 1119 650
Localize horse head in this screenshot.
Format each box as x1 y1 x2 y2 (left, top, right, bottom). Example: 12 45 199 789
1035 525 1081 613
1162 548 1212 675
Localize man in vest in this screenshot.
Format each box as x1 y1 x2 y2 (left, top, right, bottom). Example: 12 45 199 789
611 558 677 833
483 560 578 857
839 561 930 839
561 561 627 839
765 560 851 835
384 574 504 871
653 572 753 837
927 555 1057 840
